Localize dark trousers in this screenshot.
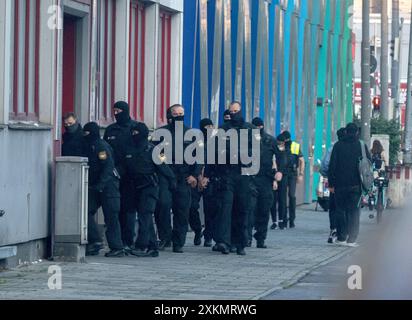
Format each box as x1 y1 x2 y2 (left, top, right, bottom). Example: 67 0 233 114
119 179 137 247
189 188 203 235
329 192 337 230
133 185 159 250
335 186 362 243
253 176 274 242
154 176 192 248
278 175 297 224
215 174 256 249
270 190 279 223
88 183 123 250
203 179 219 242
154 175 173 242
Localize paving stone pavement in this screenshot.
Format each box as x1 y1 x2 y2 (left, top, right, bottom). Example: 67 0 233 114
0 204 373 300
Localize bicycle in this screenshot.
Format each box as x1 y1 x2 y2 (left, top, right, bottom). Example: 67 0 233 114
368 169 389 224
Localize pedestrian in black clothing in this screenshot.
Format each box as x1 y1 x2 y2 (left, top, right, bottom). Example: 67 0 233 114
62 113 83 157
329 123 372 247
272 133 290 230
153 104 202 253
103 101 140 253
188 118 215 246
123 122 176 257
249 117 283 248
213 102 259 256
82 122 124 257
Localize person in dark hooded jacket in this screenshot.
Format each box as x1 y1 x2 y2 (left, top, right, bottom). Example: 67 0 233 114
123 122 176 257
103 101 141 252
329 123 371 247
62 113 83 157
82 122 124 257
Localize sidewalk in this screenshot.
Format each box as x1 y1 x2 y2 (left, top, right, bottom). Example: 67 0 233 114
0 204 362 300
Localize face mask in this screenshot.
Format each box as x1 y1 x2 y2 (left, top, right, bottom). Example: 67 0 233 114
278 145 285 152
230 111 243 124
115 111 130 125
172 115 185 123
65 123 79 134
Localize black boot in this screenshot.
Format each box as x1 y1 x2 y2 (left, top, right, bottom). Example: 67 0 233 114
173 246 184 253
204 239 213 247
257 241 267 249
86 243 103 256
104 248 125 257
194 232 202 246
237 248 246 256
158 240 171 251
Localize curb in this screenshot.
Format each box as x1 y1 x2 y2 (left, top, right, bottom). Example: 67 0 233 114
252 247 354 300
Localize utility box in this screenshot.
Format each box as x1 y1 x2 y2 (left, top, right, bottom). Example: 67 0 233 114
54 157 89 262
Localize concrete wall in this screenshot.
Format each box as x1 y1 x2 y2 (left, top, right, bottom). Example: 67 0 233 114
387 166 412 208
0 128 52 246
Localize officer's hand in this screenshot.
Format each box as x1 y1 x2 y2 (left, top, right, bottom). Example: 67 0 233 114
273 181 278 191
187 176 197 188
297 175 304 184
275 172 283 182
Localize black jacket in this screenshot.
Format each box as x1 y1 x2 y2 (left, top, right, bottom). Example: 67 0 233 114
62 125 84 157
82 139 118 193
257 130 278 179
103 119 141 177
329 134 371 189
123 142 176 189
153 122 202 179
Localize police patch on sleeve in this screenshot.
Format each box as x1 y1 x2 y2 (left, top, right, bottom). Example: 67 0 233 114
98 151 108 160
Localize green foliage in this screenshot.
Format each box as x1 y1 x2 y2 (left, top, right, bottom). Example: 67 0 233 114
370 118 402 165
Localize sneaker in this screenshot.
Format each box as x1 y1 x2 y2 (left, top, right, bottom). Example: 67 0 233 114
104 249 125 257
123 245 134 255
270 223 278 230
289 221 295 229
327 229 337 244
216 243 230 255
204 239 213 247
334 240 348 246
230 246 237 253
345 242 359 248
212 244 220 252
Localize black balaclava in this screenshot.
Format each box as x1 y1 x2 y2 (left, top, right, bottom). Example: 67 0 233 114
114 101 131 125
83 122 100 144
283 130 292 147
65 122 80 134
223 109 231 123
230 110 244 126
200 118 213 136
252 117 265 134
131 122 149 147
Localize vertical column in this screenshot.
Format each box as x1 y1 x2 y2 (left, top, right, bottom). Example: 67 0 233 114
0 0 13 123
143 3 159 128
114 0 130 103
170 12 183 106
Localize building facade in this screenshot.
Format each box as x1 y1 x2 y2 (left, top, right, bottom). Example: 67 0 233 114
0 0 354 264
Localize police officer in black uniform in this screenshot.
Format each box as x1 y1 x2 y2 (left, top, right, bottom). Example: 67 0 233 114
62 112 83 157
82 122 124 257
249 117 283 248
103 101 140 253
122 122 176 257
278 131 304 229
153 104 201 253
214 101 258 256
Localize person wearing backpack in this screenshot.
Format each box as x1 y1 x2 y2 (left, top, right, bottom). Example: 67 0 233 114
328 123 372 247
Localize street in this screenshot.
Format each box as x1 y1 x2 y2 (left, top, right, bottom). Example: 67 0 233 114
0 204 387 300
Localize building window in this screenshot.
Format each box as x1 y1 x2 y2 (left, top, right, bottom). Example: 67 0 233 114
157 11 172 126
128 1 145 121
96 0 116 123
10 0 40 121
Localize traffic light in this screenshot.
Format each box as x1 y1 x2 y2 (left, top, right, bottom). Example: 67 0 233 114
372 96 381 111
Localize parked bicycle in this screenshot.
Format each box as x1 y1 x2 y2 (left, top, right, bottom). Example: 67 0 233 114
368 169 389 224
